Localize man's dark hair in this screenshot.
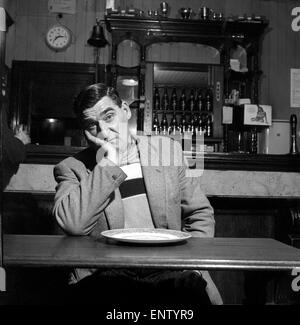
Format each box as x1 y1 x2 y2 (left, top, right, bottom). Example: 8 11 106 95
73 83 122 123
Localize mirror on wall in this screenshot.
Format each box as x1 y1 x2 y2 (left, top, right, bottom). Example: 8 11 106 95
147 43 220 65
153 64 209 88
117 40 140 67
229 43 248 73
148 62 224 140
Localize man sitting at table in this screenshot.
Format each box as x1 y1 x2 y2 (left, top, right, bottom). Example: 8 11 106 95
52 83 223 306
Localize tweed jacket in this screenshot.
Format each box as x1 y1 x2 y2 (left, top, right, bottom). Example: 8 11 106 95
53 135 215 240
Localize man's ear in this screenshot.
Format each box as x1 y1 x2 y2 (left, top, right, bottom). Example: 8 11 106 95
121 101 132 120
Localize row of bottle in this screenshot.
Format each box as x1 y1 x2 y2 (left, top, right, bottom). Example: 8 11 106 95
153 87 214 112
152 112 213 137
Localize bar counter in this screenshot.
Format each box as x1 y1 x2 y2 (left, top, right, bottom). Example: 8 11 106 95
24 145 300 172
5 161 300 199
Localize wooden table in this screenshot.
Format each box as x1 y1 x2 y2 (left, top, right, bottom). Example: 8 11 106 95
3 235 300 271
2 235 300 304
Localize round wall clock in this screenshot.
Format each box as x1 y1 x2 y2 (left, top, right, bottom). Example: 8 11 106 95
45 24 72 51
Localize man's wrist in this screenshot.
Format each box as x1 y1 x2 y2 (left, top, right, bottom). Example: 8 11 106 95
97 157 118 167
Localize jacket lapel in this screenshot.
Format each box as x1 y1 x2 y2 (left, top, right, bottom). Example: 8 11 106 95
137 136 168 228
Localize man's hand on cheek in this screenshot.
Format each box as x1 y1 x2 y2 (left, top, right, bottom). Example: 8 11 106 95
84 130 102 148
84 130 119 165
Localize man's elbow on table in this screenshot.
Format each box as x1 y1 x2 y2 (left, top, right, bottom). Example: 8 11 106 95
53 207 92 236
183 214 215 238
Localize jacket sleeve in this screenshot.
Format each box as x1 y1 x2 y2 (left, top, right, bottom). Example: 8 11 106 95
53 159 127 235
176 142 215 238
2 110 26 189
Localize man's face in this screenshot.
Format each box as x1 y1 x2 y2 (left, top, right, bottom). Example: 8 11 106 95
82 96 131 152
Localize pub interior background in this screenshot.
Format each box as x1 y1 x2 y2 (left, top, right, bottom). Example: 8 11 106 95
0 0 300 305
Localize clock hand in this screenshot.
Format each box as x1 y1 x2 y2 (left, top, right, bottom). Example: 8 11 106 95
54 35 64 41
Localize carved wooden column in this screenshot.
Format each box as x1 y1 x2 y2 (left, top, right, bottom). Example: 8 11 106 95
110 43 118 88
0 4 6 292
252 40 260 105
222 39 231 153
137 45 146 131
0 15 4 293
0 4 13 291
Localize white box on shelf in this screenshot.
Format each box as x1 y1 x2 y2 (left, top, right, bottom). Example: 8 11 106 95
222 106 233 124
258 119 290 154
238 98 251 105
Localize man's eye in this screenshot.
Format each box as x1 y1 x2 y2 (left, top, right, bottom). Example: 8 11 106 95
103 113 114 122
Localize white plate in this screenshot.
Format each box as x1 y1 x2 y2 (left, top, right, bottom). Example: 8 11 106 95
101 228 192 244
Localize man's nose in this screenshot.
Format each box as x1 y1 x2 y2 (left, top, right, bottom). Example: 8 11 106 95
97 121 109 140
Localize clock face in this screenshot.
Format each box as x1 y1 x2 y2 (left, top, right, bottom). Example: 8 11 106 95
46 25 71 51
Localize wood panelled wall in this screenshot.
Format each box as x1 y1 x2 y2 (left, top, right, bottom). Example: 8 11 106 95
5 0 300 130
5 0 109 64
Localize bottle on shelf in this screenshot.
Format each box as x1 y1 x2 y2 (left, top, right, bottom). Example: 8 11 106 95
161 87 169 111
201 114 208 136
153 87 160 110
171 88 178 111
186 117 192 134
191 113 198 135
189 88 195 112
206 115 213 137
179 113 187 134
193 113 200 134
187 114 197 135
198 114 204 135
179 88 187 111
169 112 179 135
237 131 244 153
196 89 203 111
250 127 257 154
160 112 169 135
290 114 299 155
182 113 192 152
152 112 160 135
240 82 246 99
223 124 229 153
205 87 213 112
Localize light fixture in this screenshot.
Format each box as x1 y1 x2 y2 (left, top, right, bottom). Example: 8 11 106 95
121 78 139 86
87 19 109 83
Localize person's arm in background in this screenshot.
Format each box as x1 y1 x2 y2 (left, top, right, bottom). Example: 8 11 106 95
2 109 30 189
14 125 31 145
2 110 30 168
